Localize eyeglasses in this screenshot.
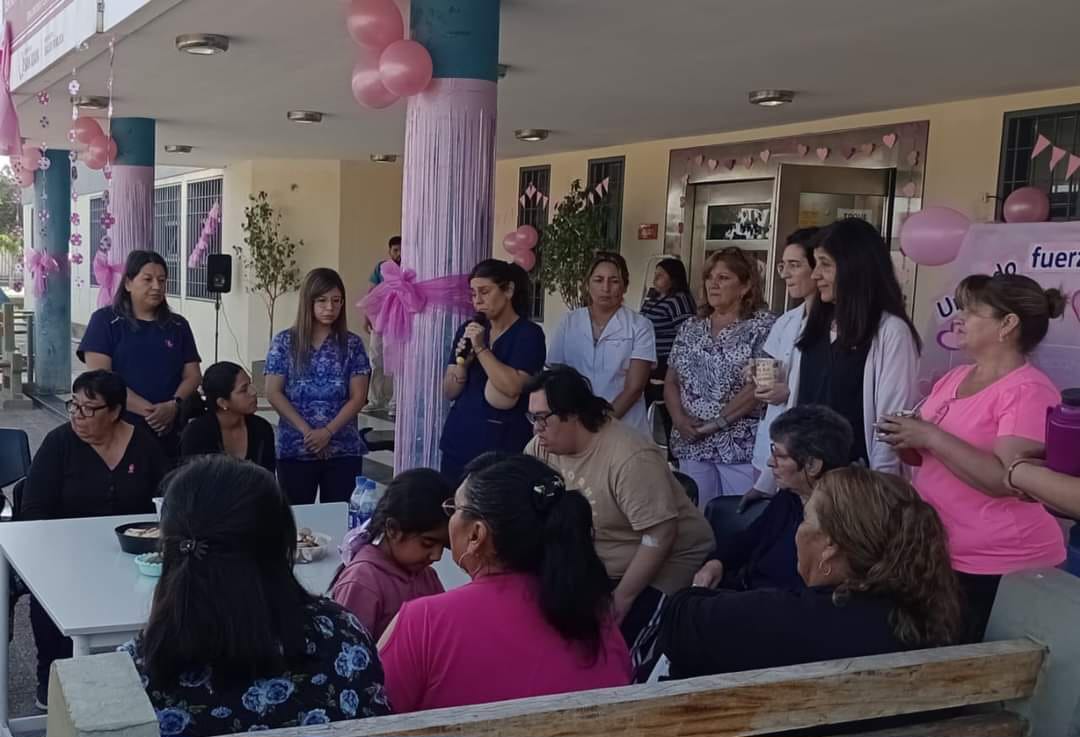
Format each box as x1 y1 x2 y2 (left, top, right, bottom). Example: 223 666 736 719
66 400 108 419
441 499 483 519
769 443 795 462
525 411 556 429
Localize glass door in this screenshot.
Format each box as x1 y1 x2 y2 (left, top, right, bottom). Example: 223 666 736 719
688 179 775 296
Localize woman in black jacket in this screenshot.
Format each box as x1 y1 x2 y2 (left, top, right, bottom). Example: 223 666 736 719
181 362 275 473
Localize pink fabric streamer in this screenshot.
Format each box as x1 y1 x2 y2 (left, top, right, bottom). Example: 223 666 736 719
188 200 222 268
26 249 59 298
0 22 22 156
99 165 154 306
358 260 472 374
93 251 124 304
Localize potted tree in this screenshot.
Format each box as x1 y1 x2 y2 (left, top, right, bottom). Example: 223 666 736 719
536 179 607 309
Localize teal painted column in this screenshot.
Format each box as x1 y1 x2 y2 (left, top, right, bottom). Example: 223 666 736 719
395 0 501 472
32 150 71 394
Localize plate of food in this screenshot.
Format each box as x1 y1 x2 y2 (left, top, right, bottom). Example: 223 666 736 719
134 552 163 577
115 522 161 555
295 528 331 564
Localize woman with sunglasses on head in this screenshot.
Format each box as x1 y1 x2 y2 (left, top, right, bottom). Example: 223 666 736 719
378 453 631 713
20 369 168 709
548 252 656 438
879 274 1066 642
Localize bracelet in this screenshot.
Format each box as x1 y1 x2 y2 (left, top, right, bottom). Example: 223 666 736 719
1005 458 1040 501
476 347 490 356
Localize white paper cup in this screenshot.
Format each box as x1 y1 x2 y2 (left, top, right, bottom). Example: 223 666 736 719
153 497 164 520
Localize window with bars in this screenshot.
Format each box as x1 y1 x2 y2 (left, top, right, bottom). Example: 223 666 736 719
88 197 105 287
518 165 550 321
998 104 1080 220
154 185 182 296
185 178 224 300
587 156 625 250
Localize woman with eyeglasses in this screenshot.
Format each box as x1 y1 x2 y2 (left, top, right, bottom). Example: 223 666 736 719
548 252 657 438
181 362 276 473
878 274 1066 642
665 247 775 507
378 453 631 713
265 269 370 505
20 369 168 709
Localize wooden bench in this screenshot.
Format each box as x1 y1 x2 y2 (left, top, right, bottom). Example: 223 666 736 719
47 569 1080 737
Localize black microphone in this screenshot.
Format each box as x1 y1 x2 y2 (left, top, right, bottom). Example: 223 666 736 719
455 313 488 365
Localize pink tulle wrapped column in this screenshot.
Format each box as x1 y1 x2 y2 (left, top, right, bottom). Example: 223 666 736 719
394 78 497 472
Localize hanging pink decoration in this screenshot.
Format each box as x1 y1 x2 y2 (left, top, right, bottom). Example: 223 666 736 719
188 200 222 268
1049 147 1068 172
882 133 898 149
357 261 473 373
71 116 104 145
69 252 84 265
816 147 830 161
1002 187 1050 224
1031 134 1052 159
502 231 525 254
84 136 115 170
899 207 971 266
0 23 22 156
351 53 399 110
759 149 771 164
345 0 404 49
513 249 536 272
93 252 124 299
1067 155 1080 180
515 225 539 250
379 40 433 97
795 144 809 157
25 249 60 298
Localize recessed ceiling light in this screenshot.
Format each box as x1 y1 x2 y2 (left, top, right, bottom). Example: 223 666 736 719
749 89 795 107
71 95 109 110
164 145 193 154
370 154 398 163
175 33 230 56
287 110 324 124
515 128 549 142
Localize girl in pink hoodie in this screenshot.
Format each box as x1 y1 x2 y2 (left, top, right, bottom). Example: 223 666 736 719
331 469 452 640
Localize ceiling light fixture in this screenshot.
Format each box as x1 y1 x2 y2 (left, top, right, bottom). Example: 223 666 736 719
71 95 109 110
164 145 193 154
749 89 795 107
514 128 549 142
370 154 398 163
175 33 230 56
287 110 324 124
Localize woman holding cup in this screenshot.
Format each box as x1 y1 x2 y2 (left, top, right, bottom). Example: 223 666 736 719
665 248 775 508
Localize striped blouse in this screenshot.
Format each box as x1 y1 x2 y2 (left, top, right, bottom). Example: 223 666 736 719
640 291 696 365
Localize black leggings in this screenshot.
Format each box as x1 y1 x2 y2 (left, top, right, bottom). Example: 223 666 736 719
30 597 71 693
955 571 1002 643
276 457 365 505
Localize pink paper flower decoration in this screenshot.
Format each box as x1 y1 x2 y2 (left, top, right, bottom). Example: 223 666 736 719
70 213 81 226
100 212 115 229
99 235 112 251
68 80 80 96
36 91 49 105
69 252 84 265
70 233 82 247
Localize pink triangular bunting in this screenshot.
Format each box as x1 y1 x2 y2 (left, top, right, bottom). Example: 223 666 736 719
1032 134 1052 159
519 195 527 208
601 176 611 193
588 192 596 205
1067 154 1080 180
1050 146 1068 171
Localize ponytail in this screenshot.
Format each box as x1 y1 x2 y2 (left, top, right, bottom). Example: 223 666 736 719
463 455 614 662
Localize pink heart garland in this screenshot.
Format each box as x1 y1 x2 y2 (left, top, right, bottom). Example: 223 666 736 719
707 158 719 170
796 144 809 157
1072 291 1080 323
844 147 857 160
725 159 737 170
861 143 876 156
759 149 771 164
908 151 920 167
693 155 704 167
744 156 754 170
816 147 830 162
882 133 898 149
901 182 917 198
936 321 962 352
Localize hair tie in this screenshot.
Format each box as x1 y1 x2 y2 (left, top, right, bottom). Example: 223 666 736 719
178 538 209 561
532 476 565 513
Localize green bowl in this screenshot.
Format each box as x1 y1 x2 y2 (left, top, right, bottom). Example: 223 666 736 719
134 553 162 578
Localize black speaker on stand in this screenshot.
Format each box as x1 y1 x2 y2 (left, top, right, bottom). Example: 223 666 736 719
206 254 233 363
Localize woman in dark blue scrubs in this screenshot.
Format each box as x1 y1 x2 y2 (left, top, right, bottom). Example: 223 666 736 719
79 250 202 458
439 260 546 484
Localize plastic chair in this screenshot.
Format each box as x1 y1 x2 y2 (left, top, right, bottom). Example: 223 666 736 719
704 494 768 543
0 428 30 490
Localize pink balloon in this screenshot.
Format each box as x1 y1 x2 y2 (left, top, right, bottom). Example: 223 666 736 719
21 142 39 161
351 56 399 110
1003 186 1050 224
515 225 539 250
85 135 117 169
71 117 103 145
899 207 971 267
345 0 404 49
502 231 526 254
17 167 34 188
379 40 433 97
513 250 537 272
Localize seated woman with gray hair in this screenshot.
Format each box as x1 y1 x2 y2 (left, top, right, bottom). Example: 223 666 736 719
693 405 853 592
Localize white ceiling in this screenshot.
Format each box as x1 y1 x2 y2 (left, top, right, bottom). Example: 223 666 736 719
15 0 1080 168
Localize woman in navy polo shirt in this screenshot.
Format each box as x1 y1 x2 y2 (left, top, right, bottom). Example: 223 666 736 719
439 260 546 484
265 268 371 505
79 250 202 458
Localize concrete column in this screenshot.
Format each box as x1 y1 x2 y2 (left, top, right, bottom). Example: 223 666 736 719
394 0 501 471
32 149 71 394
99 117 155 307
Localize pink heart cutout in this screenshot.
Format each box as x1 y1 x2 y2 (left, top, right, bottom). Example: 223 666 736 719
707 158 719 170
1071 291 1080 322
936 321 962 352
901 182 917 198
861 143 876 156
744 156 754 170
844 147 857 160
759 149 771 164
796 144 809 156
693 155 704 167
816 147 830 161
725 159 737 170
882 133 898 149
908 151 920 167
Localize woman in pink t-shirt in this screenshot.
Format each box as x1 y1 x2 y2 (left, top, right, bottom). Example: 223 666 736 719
879 274 1067 641
379 453 631 713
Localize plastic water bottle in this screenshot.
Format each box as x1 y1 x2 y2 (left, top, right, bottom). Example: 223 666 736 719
1046 389 1080 477
348 476 370 530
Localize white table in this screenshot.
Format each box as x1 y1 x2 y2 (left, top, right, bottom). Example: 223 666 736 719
0 503 349 733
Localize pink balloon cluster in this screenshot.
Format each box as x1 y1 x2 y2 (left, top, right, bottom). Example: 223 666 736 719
503 225 539 271
899 207 971 267
70 116 118 171
1002 187 1050 224
14 142 42 188
346 0 433 110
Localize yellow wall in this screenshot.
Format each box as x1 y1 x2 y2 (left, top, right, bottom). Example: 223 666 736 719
495 85 1080 330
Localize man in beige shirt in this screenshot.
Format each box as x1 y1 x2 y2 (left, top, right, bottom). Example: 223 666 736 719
523 366 714 648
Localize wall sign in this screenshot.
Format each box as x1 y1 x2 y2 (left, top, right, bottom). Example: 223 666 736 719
637 223 658 240
7 0 96 91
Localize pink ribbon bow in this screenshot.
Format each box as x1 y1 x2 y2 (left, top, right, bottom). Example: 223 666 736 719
93 251 126 307
26 249 59 298
358 261 472 373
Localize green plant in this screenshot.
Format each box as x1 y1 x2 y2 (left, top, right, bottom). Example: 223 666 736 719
537 179 607 309
233 191 303 345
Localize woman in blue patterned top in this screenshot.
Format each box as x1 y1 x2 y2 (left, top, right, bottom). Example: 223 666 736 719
266 268 370 504
121 456 389 737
